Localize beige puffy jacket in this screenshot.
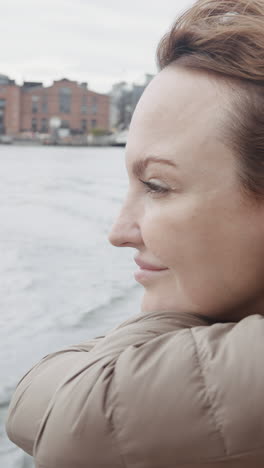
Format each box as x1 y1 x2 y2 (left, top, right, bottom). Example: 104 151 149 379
5 310 264 468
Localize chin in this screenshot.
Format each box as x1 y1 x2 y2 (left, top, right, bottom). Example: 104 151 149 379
140 290 171 314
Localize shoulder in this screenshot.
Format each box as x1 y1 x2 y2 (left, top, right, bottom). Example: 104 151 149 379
109 313 264 464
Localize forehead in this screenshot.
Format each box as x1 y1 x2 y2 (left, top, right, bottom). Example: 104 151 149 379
125 65 227 169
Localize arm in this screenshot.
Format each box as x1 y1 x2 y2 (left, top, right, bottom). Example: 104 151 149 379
5 310 166 456
7 311 262 467
4 311 209 465
5 335 106 455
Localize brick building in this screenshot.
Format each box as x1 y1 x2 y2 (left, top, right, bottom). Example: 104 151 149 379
0 74 110 137
0 74 21 136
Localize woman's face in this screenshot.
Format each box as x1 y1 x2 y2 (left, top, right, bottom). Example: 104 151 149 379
108 65 264 320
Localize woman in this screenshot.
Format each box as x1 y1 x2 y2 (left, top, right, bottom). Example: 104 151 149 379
6 0 264 466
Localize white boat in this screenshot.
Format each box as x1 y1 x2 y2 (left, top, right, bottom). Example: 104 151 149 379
0 135 13 144
110 129 128 147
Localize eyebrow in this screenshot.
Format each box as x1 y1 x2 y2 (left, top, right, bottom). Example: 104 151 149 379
131 156 178 177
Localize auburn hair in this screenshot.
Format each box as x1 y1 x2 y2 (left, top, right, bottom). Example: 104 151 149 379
156 0 264 201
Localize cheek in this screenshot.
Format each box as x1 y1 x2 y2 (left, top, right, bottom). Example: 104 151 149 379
140 200 204 265
140 196 237 269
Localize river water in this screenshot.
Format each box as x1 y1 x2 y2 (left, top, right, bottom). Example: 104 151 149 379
0 145 143 468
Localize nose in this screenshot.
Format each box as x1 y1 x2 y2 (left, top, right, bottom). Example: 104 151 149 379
108 195 143 248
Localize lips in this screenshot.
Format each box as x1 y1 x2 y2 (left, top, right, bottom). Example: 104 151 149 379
134 257 168 271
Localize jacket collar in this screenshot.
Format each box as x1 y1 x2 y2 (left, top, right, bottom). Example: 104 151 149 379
118 310 213 331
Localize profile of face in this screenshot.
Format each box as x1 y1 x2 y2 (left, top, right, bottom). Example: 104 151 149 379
108 65 264 321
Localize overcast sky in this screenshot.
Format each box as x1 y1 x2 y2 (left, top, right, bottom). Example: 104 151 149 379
1 0 194 94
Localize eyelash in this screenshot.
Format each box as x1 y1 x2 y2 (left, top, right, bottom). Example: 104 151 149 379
139 179 169 194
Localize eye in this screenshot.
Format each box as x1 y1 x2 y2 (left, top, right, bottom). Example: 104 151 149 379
139 178 169 195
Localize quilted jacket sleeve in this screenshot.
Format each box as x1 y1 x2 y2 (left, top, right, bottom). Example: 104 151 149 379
5 310 205 466
5 310 184 459
5 311 264 468
5 334 106 456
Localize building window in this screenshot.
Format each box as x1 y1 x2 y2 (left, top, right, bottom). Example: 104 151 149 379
81 95 87 114
61 120 69 128
92 96 97 114
32 96 39 113
0 101 5 134
91 119 97 128
59 87 71 113
0 117 4 134
41 118 48 133
42 95 48 113
81 119 87 132
32 118 37 132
